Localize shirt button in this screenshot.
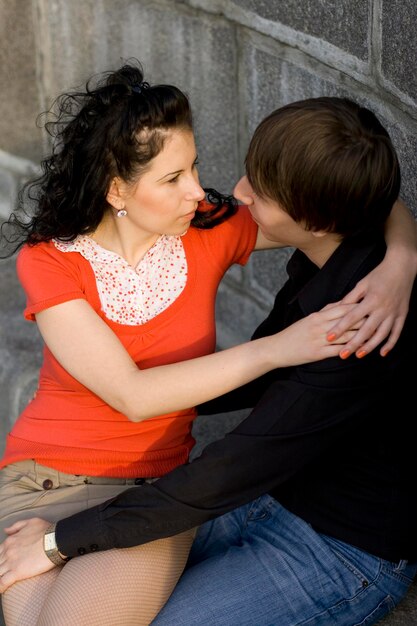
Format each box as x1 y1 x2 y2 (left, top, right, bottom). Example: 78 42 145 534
42 479 53 490
90 544 99 551
135 478 145 485
78 547 86 555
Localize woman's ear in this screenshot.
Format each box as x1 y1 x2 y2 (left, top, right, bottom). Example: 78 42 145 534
106 177 125 211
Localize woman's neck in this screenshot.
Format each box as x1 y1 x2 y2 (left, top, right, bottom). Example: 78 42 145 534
91 212 160 267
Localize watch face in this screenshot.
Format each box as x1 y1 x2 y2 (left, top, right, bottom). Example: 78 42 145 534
44 532 57 552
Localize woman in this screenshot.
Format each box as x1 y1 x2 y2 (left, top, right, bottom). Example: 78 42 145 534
0 62 415 625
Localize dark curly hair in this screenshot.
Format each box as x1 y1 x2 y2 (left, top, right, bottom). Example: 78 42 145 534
1 60 236 256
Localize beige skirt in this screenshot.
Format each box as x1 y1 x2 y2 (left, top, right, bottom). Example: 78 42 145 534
0 460 197 626
0 459 159 542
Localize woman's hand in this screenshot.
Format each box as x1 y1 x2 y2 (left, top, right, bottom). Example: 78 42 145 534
0 518 54 593
325 252 416 359
326 199 417 359
267 303 360 368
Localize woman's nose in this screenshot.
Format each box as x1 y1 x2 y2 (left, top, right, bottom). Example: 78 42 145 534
192 181 206 201
185 169 206 201
185 180 205 201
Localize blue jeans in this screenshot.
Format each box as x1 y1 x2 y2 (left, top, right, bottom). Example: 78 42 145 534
152 495 417 625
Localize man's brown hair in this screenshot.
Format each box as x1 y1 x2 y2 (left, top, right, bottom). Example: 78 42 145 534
245 97 400 236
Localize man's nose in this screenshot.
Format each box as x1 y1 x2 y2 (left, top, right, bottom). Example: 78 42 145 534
233 176 254 205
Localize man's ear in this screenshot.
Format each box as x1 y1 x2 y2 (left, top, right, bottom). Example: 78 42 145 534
311 229 328 238
106 177 125 210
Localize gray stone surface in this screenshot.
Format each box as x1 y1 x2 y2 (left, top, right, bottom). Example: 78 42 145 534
240 43 343 137
381 0 417 103
0 255 42 459
0 169 16 220
249 247 293 300
0 151 39 220
215 275 268 347
385 124 417 218
30 0 239 195
231 0 369 59
0 0 44 160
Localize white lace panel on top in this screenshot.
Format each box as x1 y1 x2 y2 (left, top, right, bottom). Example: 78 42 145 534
54 235 187 325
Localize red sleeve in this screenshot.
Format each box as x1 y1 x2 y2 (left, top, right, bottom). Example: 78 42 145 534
16 242 88 321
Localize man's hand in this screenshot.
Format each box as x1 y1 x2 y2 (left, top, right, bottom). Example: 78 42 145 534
0 518 55 593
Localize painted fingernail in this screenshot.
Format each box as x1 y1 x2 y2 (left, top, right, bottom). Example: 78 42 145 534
327 333 336 342
381 349 389 357
340 349 350 359
356 350 367 359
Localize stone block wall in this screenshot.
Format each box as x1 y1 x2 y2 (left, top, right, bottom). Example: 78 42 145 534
0 1 416 624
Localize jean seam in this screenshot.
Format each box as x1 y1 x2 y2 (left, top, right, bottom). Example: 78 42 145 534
381 560 417 586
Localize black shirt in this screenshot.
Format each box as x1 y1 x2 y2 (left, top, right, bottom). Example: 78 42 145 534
57 232 417 563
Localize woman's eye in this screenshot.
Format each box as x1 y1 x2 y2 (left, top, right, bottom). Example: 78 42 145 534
168 175 180 184
193 159 199 168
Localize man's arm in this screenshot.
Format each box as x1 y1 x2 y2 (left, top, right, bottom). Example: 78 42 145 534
57 352 384 555
0 339 402 593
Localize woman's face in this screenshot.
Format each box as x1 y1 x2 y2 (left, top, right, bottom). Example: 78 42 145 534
121 129 205 236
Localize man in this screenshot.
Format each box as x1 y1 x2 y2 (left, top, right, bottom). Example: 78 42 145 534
1 97 417 625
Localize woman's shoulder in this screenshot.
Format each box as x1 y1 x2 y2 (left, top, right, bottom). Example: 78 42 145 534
18 239 54 258
16 239 92 316
18 238 87 262
190 204 254 237
187 204 257 266
17 240 55 270
16 239 88 279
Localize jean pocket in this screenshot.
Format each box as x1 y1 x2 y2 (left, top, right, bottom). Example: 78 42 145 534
247 495 274 523
323 534 380 590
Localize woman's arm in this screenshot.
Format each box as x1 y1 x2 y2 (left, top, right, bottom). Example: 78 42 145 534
35 299 354 423
326 199 417 357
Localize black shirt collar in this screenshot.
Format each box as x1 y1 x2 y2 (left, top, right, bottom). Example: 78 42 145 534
287 233 385 315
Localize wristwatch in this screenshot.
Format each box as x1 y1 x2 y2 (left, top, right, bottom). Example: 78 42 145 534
44 522 70 566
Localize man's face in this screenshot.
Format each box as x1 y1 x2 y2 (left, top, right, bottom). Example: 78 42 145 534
233 176 309 248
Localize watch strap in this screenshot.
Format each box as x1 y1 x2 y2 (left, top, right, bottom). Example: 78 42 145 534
44 522 69 566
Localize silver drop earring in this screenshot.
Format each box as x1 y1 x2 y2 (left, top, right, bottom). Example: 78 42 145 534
117 208 128 218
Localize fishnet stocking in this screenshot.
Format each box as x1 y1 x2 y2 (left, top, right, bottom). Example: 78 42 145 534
2 529 194 626
2 569 61 626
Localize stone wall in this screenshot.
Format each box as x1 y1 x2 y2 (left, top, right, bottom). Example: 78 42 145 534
0 1 416 624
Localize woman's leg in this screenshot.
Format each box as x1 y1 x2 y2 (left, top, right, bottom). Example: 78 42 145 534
2 569 61 626
0 463 194 625
36 529 195 626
